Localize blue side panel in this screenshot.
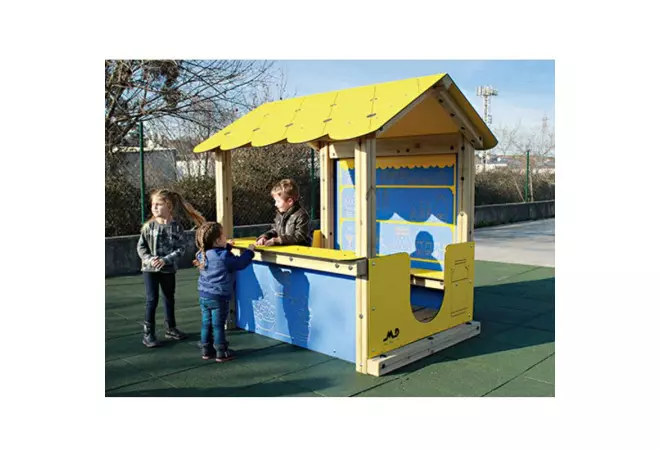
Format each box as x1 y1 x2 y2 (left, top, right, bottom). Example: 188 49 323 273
411 285 444 310
235 262 356 363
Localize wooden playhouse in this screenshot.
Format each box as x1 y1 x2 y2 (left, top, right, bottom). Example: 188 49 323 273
193 72 498 376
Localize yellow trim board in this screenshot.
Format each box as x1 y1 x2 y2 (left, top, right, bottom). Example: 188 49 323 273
338 154 456 171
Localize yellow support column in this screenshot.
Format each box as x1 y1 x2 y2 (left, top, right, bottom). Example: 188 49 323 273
215 149 236 329
319 142 335 249
354 137 376 373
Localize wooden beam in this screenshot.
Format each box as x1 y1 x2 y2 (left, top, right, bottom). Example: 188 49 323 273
464 138 476 242
410 275 444 290
434 87 484 149
319 142 335 249
366 321 481 376
214 150 233 232
354 138 377 258
354 137 376 374
215 149 234 329
329 140 356 159
456 136 468 243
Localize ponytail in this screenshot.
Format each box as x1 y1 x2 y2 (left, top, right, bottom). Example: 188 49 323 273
150 188 206 228
170 191 206 227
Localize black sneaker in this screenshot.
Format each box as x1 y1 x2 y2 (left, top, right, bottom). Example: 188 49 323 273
215 348 235 363
201 344 212 360
142 323 159 348
165 327 188 340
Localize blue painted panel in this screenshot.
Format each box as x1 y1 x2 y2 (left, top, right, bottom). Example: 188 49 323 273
340 220 356 252
377 166 454 186
336 158 456 271
340 187 355 219
411 285 444 310
340 187 453 224
378 222 451 271
377 188 453 223
338 165 454 187
236 262 356 363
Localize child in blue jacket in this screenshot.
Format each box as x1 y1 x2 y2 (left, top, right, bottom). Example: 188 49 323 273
194 222 255 362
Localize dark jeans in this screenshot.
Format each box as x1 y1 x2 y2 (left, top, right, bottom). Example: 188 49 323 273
200 297 229 350
144 272 177 327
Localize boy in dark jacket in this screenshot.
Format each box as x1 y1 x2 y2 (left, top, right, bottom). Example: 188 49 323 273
256 179 311 247
194 222 255 362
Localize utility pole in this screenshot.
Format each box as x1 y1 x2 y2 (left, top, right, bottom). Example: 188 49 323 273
477 86 498 172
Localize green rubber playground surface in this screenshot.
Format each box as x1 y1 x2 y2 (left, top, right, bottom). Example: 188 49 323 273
105 261 555 397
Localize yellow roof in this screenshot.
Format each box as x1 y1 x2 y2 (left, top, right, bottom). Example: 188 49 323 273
194 73 497 153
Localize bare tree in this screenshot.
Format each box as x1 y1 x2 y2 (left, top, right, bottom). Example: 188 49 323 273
489 120 555 202
105 60 276 157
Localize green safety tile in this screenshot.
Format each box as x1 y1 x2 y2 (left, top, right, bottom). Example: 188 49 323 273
474 292 554 313
520 311 555 331
488 326 555 348
232 378 324 397
106 378 177 397
185 329 284 354
474 261 541 286
122 341 209 379
278 358 402 397
105 359 153 391
106 333 153 362
521 355 555 384
357 358 512 397
474 303 541 325
485 375 555 397
159 361 275 394
439 333 554 379
234 344 334 380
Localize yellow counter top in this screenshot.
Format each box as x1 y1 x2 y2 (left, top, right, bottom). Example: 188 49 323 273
231 237 362 262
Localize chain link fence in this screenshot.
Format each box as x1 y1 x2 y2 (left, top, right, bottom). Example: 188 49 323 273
105 127 553 238
105 136 319 237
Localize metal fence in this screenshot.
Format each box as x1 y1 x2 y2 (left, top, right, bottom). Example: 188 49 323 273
106 127 554 238
105 128 319 237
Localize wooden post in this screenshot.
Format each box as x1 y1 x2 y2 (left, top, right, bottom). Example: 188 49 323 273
214 149 236 329
456 136 475 243
354 137 376 373
214 150 233 232
456 136 469 243
465 140 476 242
319 142 335 249
354 138 377 258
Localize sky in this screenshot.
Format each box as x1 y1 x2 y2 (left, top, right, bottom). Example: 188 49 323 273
273 60 554 133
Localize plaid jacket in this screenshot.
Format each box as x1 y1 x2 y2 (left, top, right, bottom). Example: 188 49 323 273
137 220 186 273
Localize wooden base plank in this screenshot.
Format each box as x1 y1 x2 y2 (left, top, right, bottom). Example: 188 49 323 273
366 321 481 376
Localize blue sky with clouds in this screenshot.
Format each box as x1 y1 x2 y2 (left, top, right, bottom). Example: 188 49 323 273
274 60 554 131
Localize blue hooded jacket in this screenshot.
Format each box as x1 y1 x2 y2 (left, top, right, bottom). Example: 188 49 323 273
197 244 255 300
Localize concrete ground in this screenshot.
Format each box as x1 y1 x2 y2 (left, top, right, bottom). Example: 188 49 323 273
475 219 555 268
